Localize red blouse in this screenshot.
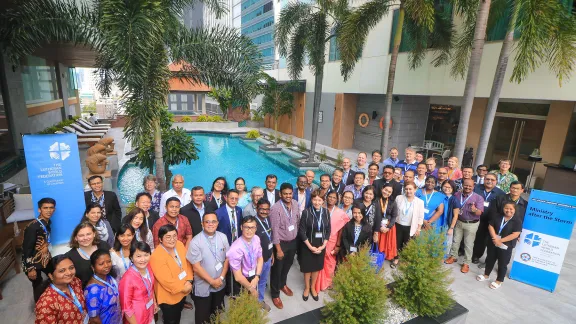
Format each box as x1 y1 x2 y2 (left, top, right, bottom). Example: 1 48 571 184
35 277 86 324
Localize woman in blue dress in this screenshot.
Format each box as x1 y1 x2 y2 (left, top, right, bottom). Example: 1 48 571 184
235 177 251 208
415 176 445 229
84 248 122 324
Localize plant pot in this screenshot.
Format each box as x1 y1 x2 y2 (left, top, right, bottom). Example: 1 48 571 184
246 120 263 128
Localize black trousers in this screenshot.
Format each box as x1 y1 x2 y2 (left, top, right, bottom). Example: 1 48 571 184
394 224 411 260
484 243 513 282
159 297 185 324
271 239 297 298
472 219 490 260
232 275 256 296
29 268 49 302
192 289 226 324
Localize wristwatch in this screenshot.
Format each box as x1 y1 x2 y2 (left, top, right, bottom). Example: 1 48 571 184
219 276 224 281
255 274 261 277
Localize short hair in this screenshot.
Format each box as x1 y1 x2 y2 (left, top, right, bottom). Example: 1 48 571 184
405 147 416 153
310 189 325 200
390 147 398 152
342 190 354 200
417 162 426 168
142 174 157 187
354 172 366 179
441 180 457 192
251 186 263 194
333 167 344 174
404 170 415 176
416 152 424 156
368 162 379 170
202 212 217 222
462 166 474 172
227 189 240 196
425 157 436 163
90 249 117 279
256 198 270 208
122 207 146 242
191 186 204 194
265 174 277 181
320 173 331 181
69 222 100 249
383 165 395 172
165 196 181 206
38 198 56 209
358 152 367 157
171 174 184 182
135 192 152 202
403 181 417 189
499 159 512 165
509 181 525 189
280 183 293 192
372 150 382 156
158 224 177 241
425 175 437 184
502 200 518 211
242 215 257 225
297 175 308 182
88 175 103 184
130 241 152 259
476 164 488 170
485 172 498 180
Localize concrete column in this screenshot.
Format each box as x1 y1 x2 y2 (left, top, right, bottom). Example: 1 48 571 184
535 101 574 179
201 93 206 115
0 52 29 150
55 62 69 120
332 93 357 149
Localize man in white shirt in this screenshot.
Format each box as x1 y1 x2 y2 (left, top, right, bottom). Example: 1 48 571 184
305 170 319 191
159 174 191 217
88 113 99 124
352 152 368 176
265 174 280 205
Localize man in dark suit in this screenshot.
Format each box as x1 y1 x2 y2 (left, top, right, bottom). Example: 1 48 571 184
472 164 488 186
85 175 122 232
293 175 311 212
264 174 281 205
342 157 357 186
180 186 214 237
373 165 402 201
216 189 243 245
134 192 159 231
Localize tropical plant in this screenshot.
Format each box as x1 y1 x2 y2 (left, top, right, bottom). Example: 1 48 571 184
336 151 345 166
275 0 355 162
471 0 576 166
82 102 97 114
208 88 233 119
268 133 275 143
297 140 307 153
338 0 454 155
196 115 210 122
246 130 260 139
210 289 267 324
392 228 453 317
285 136 294 147
251 107 265 122
210 115 224 122
181 116 193 122
260 74 294 137
0 0 261 190
319 148 328 162
275 135 283 146
323 244 389 324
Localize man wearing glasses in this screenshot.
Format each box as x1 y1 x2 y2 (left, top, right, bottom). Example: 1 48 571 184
434 167 449 191
473 165 488 186
243 186 264 218
254 199 274 312
293 175 311 212
471 173 505 265
215 189 243 245
84 175 122 232
373 165 402 201
425 158 438 178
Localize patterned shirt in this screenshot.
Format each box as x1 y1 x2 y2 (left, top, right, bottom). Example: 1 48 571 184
150 190 162 213
344 184 365 199
269 200 301 244
22 219 51 273
152 214 192 247
35 277 86 324
396 160 418 175
490 170 518 194
91 192 107 219
84 276 122 324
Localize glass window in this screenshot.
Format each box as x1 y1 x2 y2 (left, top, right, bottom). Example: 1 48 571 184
21 56 59 104
242 2 273 24
233 3 241 18
170 103 178 111
250 32 273 45
424 104 461 148
560 110 576 168
0 81 16 163
181 94 188 102
68 67 78 92
329 34 340 61
260 47 274 57
242 16 274 35
497 102 549 116
170 94 177 102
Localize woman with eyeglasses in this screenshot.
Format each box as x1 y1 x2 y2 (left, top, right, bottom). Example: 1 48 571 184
206 177 228 211
355 185 382 244
339 191 354 219
150 224 193 324
111 224 136 280
298 190 331 301
81 203 115 247
235 177 251 209
143 174 163 214
84 249 122 324
340 203 372 259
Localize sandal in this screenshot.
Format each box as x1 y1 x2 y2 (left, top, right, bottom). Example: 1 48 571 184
490 281 502 289
476 274 489 282
390 260 398 269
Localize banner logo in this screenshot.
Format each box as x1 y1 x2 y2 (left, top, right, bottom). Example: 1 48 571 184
49 142 71 161
524 233 542 247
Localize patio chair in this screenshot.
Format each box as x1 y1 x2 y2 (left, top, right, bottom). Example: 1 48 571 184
62 127 104 141
69 123 107 135
86 119 111 127
0 195 35 248
432 149 451 166
77 119 110 130
423 140 444 154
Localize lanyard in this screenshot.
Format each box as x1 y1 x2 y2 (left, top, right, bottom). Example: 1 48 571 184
92 275 119 295
120 250 131 270
353 225 361 245
403 199 413 216
403 161 411 172
365 204 373 216
202 232 221 263
281 201 292 221
50 284 84 314
497 173 505 184
37 219 51 244
241 239 255 269
160 244 183 269
483 190 492 201
460 193 473 207
498 216 513 235
256 217 272 241
353 186 363 198
423 190 435 207
312 208 323 231
132 266 152 298
77 247 91 260
213 193 222 208
330 182 341 192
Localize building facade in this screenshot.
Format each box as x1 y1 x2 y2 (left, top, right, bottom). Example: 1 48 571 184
241 0 275 68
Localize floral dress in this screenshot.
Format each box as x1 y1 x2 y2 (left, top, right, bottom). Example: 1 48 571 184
35 277 87 324
150 190 162 213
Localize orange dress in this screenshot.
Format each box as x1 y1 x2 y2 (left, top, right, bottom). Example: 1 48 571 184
378 198 397 260
316 207 350 292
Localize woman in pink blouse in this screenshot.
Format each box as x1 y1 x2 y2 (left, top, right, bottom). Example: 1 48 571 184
119 241 157 324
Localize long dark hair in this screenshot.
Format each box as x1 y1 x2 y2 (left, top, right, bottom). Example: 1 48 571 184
351 202 368 225
210 176 229 194
113 223 136 251
37 255 74 298
90 248 118 279
80 202 103 224
123 207 147 243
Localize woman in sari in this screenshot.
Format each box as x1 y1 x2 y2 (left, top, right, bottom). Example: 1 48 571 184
377 183 398 261
316 191 350 292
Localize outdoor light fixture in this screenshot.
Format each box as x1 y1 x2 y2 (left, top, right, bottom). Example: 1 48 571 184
372 111 378 120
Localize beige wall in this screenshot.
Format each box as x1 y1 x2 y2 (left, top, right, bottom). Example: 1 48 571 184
465 98 488 153
263 92 306 138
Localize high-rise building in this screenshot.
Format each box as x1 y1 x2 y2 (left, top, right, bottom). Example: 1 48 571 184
240 0 275 68
183 0 234 28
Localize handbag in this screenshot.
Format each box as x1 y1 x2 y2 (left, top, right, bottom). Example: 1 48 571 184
369 243 385 272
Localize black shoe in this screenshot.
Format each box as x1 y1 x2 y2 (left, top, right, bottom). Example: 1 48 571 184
472 257 479 264
312 294 319 301
302 292 309 301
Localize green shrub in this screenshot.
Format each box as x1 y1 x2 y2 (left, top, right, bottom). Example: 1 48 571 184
196 115 209 122
181 116 193 122
246 130 260 139
336 151 345 166
210 290 267 324
323 245 389 324
268 134 275 142
275 135 283 145
297 140 307 153
251 108 264 122
285 136 293 147
319 148 328 162
392 228 454 317
210 115 224 122
39 126 60 134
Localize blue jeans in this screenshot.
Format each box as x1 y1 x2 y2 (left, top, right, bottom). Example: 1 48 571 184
258 258 272 302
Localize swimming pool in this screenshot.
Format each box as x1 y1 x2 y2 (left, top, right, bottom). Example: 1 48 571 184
117 133 303 204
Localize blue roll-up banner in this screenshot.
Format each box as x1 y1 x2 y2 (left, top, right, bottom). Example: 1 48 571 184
509 189 576 292
23 134 85 244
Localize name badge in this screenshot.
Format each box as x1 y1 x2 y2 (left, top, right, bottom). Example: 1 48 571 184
424 208 429 214
146 299 154 309
215 262 223 271
314 232 323 239
484 202 490 207
268 243 273 250
248 269 256 277
288 225 295 232
178 271 187 280
350 247 357 252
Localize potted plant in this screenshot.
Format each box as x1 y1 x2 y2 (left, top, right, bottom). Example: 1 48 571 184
246 107 265 128
210 290 267 324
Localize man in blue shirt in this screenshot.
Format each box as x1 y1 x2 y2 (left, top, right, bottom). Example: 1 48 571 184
382 147 400 167
396 147 418 175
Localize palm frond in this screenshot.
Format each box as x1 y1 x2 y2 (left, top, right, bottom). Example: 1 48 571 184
286 16 309 80
486 0 511 33
337 0 393 81
546 12 576 85
404 0 436 32
166 0 228 20
429 5 454 67
275 2 313 57
449 0 478 79
306 11 329 76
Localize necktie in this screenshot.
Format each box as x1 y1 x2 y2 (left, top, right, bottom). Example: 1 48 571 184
344 171 348 184
231 209 237 241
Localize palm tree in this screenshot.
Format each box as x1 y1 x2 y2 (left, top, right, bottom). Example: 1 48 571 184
1 0 261 190
337 0 454 155
260 75 295 140
275 0 353 163
473 0 576 166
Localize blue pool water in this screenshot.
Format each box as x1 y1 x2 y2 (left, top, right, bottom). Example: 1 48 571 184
118 133 301 203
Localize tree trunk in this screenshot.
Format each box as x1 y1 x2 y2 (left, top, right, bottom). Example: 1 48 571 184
308 68 324 163
453 0 491 162
153 117 166 191
164 162 172 190
380 4 404 154
475 3 518 167
274 116 279 146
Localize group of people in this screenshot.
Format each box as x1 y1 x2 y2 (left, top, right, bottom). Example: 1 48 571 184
22 146 528 323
